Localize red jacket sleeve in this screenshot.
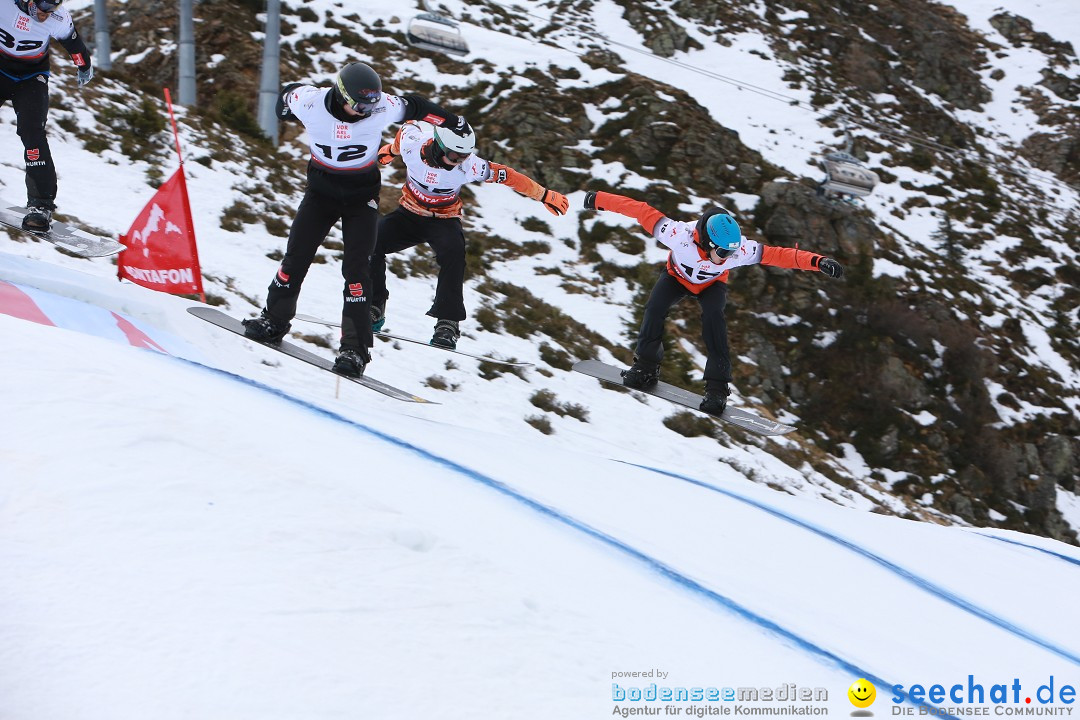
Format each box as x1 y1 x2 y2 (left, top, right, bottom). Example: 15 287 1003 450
592 191 666 235
760 246 823 271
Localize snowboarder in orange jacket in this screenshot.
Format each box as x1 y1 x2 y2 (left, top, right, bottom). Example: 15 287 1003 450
584 190 844 416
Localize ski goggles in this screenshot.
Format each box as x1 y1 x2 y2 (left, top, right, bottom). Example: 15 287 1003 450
348 90 381 111
340 87 380 113
433 136 470 164
702 238 738 260
34 0 62 12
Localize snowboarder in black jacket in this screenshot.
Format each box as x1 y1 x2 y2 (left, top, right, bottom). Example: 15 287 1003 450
0 0 93 231
242 62 470 379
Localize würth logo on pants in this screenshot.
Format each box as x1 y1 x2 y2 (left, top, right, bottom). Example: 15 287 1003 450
273 268 291 288
346 282 367 303
26 149 39 161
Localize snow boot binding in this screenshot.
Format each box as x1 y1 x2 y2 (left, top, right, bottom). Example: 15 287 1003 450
241 310 291 344
430 319 460 350
371 302 386 333
699 389 729 416
332 347 368 378
621 361 659 390
22 201 54 232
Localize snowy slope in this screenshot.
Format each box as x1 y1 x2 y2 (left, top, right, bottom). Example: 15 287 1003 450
1 0 1077 526
3 256 1080 719
2 2 1080 713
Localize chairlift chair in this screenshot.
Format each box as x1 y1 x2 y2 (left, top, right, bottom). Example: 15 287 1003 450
818 151 879 199
407 12 470 57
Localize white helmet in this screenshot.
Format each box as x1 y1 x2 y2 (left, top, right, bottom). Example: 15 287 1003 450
433 123 476 157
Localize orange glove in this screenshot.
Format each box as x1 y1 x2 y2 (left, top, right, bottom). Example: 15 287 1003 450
541 189 569 216
377 144 396 167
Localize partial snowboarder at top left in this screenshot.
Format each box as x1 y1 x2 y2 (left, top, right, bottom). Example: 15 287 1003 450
0 0 93 232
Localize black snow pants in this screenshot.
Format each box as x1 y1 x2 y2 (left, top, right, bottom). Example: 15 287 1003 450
634 270 733 392
368 207 468 322
0 72 56 207
265 164 380 357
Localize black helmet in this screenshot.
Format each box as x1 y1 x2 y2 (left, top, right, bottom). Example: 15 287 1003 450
30 0 62 12
334 63 382 118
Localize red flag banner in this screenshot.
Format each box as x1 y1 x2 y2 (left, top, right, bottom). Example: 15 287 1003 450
118 168 204 297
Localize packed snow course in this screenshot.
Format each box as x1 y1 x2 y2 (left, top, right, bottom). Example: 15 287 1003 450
2 252 1080 720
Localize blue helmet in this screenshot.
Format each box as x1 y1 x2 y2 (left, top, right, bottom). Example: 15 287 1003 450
696 208 742 259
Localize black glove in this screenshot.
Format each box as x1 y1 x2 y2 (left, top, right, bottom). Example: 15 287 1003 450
819 257 844 279
277 83 303 120
583 191 597 209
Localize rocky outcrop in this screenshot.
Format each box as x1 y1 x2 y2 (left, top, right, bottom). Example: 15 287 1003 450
477 82 594 190
612 0 697 57
989 12 1076 63
1022 133 1080 184
756 181 880 260
769 0 991 111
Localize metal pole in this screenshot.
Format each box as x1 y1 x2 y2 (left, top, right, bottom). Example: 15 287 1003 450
257 0 281 145
178 0 196 106
93 0 111 71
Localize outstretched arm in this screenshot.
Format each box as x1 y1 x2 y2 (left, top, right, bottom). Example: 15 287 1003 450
488 162 568 216
583 191 665 235
399 95 467 132
760 246 844 277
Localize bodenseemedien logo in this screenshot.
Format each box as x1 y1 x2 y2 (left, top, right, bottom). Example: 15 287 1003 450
849 678 877 716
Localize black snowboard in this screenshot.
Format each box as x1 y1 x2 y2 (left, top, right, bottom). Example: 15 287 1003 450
573 359 795 436
188 306 435 404
294 313 532 367
0 205 124 257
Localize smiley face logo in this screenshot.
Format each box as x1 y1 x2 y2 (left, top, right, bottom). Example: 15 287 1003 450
848 679 876 709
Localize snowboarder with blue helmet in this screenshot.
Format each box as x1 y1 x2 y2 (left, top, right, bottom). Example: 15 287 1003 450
584 191 844 416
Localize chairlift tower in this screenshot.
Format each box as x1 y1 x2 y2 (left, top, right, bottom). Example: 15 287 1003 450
93 0 111 71
178 0 196 106
257 0 281 145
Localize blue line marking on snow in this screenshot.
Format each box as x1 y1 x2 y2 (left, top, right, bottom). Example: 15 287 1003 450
626 462 1080 668
176 356 936 708
973 532 1080 568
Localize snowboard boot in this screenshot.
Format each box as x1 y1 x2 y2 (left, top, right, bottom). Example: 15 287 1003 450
241 310 291 345
371 302 386 333
699 389 729 417
430 319 460 350
332 347 368 378
22 200 54 232
621 360 659 390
